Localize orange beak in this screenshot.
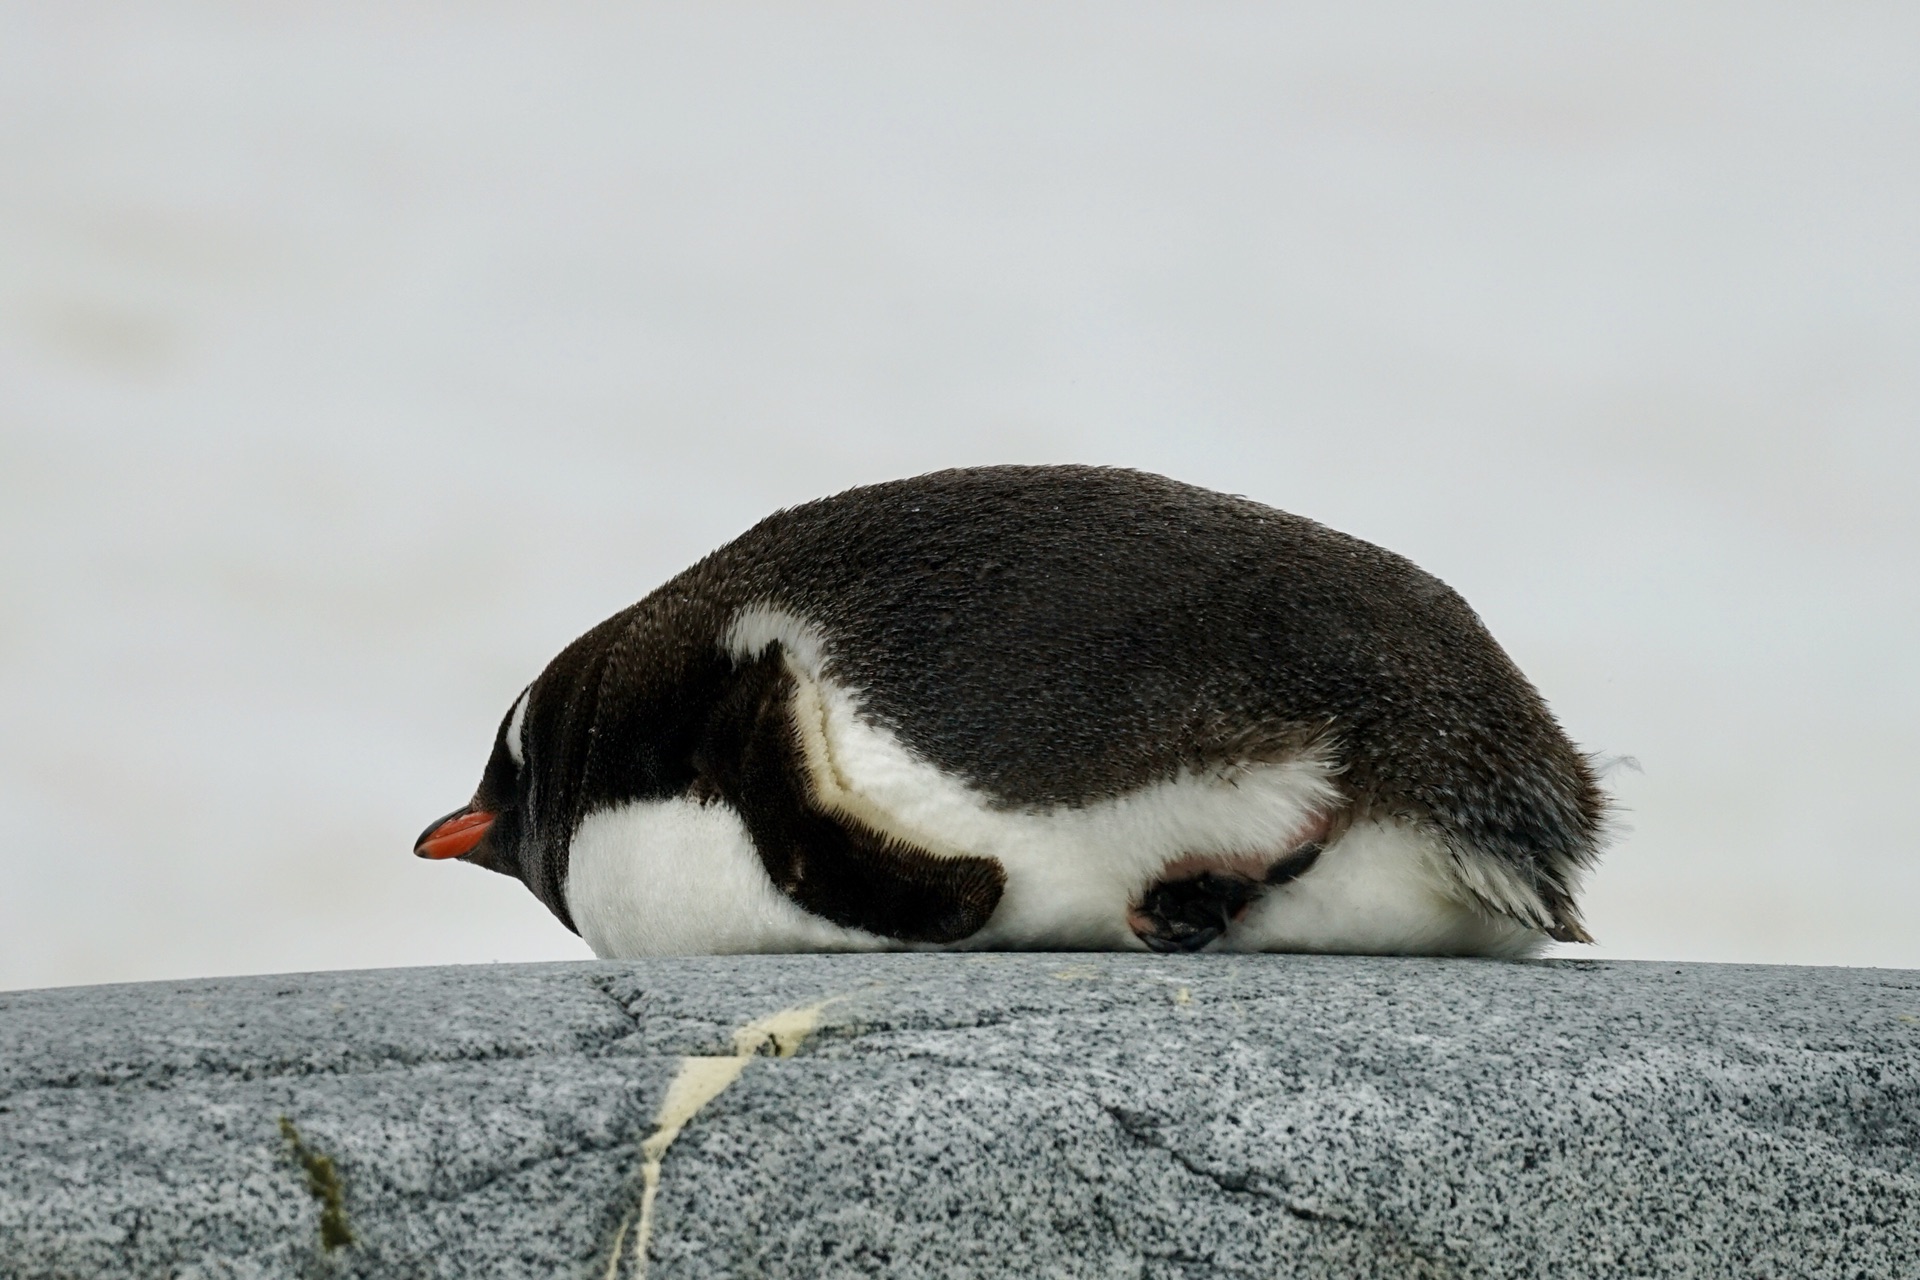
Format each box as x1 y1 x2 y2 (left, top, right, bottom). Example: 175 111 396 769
414 808 495 860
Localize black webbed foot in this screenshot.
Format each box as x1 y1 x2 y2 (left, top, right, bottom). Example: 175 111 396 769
1130 872 1264 953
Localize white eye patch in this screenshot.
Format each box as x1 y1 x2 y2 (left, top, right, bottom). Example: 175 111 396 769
505 687 531 768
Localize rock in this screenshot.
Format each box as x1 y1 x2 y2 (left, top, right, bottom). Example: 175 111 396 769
2 954 1916 1278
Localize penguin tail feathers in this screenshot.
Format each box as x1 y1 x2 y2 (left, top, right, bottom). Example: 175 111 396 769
1540 883 1596 945
1426 741 1615 945
1442 840 1600 946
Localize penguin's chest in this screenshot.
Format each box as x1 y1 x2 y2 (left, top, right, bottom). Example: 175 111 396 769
565 795 884 956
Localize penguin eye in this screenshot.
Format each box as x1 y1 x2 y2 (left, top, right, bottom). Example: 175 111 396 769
504 687 532 771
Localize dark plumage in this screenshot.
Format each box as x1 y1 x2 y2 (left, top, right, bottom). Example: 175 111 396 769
419 466 1606 952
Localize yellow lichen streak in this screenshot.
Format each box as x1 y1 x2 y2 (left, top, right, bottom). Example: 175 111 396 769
604 1000 834 1280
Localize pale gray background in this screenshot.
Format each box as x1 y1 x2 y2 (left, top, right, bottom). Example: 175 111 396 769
2 3 1915 991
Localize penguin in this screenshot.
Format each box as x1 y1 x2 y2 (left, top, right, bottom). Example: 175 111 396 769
414 466 1607 958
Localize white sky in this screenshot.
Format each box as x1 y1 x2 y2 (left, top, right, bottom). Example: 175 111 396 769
2 3 1916 990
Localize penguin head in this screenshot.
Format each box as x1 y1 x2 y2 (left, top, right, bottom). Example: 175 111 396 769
410 630 695 939
413 685 540 891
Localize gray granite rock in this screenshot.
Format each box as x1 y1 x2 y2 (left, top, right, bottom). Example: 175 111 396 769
3 955 1916 1278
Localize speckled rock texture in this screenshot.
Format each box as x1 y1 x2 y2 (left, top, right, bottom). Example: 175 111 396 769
2 955 1916 1279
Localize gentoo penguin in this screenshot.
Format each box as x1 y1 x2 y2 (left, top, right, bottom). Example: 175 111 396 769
415 466 1606 958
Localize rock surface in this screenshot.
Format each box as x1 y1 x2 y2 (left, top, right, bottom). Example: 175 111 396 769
2 954 1917 1278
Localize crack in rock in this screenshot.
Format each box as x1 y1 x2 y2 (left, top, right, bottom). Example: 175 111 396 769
1100 1104 1463 1278
1103 1105 1269 1200
7 1029 646 1097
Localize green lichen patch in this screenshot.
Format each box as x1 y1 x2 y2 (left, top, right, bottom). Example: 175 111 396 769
278 1116 353 1251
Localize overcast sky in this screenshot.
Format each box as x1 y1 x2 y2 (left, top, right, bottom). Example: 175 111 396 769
2 3 1916 990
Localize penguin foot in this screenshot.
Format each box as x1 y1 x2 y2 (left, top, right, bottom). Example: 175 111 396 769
1130 841 1327 952
1129 872 1264 953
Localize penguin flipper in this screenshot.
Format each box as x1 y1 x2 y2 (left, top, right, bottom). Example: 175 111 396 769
699 646 1006 945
